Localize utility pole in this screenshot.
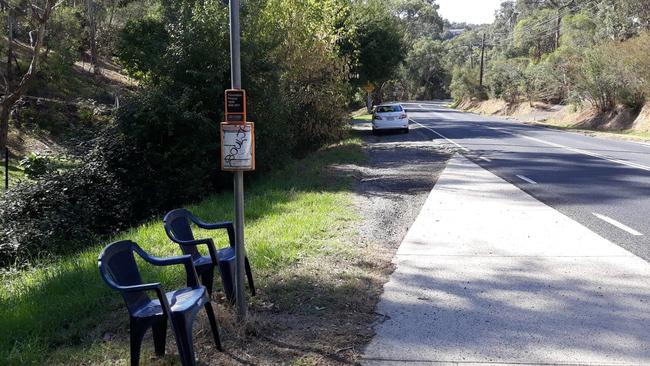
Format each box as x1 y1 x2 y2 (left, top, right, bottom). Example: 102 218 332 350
479 34 485 86
228 0 247 320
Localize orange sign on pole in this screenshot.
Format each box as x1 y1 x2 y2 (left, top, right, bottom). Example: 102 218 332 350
225 89 246 123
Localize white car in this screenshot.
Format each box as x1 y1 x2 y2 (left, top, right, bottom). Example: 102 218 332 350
372 104 409 134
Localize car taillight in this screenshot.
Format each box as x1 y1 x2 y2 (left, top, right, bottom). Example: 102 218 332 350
374 115 382 120
400 114 407 119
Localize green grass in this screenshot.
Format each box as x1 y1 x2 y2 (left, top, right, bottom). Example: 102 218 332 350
0 137 365 365
0 160 25 189
353 113 372 121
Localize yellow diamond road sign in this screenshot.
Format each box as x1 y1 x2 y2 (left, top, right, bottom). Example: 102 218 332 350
363 83 375 93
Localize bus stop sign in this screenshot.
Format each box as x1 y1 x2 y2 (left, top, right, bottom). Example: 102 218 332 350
225 89 246 123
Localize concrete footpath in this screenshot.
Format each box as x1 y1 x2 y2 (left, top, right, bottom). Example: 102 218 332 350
362 155 650 366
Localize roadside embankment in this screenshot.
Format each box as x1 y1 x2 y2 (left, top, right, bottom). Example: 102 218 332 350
457 99 650 141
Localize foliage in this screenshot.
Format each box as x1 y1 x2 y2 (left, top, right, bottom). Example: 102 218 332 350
404 38 449 99
450 66 486 102
524 60 565 104
0 0 354 266
116 18 169 79
513 8 557 60
394 0 444 44
0 138 132 265
444 0 650 111
339 0 406 88
19 153 56 178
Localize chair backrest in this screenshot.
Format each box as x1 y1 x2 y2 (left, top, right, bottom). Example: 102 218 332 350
163 208 201 260
98 240 151 314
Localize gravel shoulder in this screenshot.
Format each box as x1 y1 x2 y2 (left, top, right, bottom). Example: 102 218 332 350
352 121 451 254
179 120 451 366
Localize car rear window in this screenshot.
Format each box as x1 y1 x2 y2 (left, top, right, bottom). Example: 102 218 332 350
376 105 403 113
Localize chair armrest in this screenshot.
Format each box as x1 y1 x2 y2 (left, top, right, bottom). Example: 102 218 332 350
169 238 220 266
137 251 201 288
123 283 173 316
103 277 162 293
191 217 233 231
192 218 236 248
143 253 193 267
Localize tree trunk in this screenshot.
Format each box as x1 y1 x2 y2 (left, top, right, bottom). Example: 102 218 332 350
555 11 561 50
86 0 100 75
366 91 373 113
0 0 55 152
108 0 117 28
7 9 15 84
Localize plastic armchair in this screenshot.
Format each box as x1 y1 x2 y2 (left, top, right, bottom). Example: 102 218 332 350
163 208 256 302
98 240 222 366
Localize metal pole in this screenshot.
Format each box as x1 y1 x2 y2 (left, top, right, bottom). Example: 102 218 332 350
229 0 247 320
4 147 8 190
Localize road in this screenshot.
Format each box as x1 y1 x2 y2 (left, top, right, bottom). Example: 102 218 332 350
401 101 650 262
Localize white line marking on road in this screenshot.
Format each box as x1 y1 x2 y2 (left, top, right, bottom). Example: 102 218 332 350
411 120 470 152
483 126 650 172
516 175 537 184
480 157 492 162
592 213 643 236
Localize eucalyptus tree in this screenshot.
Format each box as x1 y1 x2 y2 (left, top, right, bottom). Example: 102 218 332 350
0 0 59 152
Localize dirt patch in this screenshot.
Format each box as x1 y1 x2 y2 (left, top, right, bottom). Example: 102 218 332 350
164 123 450 365
631 103 650 133
572 105 638 131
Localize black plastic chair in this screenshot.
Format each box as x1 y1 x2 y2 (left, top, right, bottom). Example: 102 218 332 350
98 240 222 366
163 208 255 302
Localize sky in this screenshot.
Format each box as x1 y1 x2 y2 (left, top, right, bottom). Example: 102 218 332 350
436 0 505 25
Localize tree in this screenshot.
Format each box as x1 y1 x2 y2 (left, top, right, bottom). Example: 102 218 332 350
0 0 58 152
86 0 100 75
514 9 558 60
339 0 406 110
394 0 444 44
404 38 449 99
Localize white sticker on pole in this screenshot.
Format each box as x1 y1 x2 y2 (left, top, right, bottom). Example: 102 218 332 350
221 122 255 171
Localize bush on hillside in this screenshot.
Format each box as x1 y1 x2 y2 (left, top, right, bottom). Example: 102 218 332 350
0 134 132 265
450 67 486 102
486 58 527 103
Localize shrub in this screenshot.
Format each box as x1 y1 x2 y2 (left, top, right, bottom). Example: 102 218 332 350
19 153 56 179
450 67 486 102
524 61 565 104
486 58 527 103
0 137 132 265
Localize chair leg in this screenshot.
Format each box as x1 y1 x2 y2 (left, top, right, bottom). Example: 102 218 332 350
129 318 149 366
201 268 215 297
204 302 223 351
244 256 256 296
152 317 167 357
171 314 196 366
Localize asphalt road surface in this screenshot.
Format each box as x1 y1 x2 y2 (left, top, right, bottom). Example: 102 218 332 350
401 101 650 262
